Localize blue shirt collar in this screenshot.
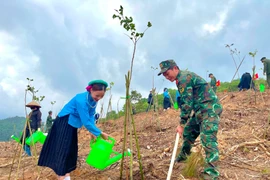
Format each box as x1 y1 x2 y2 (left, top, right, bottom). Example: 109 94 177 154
87 92 97 108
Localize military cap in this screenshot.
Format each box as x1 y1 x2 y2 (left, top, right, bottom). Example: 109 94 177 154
261 57 266 61
157 59 177 76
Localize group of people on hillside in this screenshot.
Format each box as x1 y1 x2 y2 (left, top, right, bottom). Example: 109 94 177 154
19 57 270 180
146 88 172 112
235 56 270 91
145 73 218 112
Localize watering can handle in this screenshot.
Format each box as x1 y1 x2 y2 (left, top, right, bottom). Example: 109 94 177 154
90 136 116 148
90 136 101 148
108 136 116 145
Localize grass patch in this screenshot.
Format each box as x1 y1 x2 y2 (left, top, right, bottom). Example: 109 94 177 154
181 149 204 178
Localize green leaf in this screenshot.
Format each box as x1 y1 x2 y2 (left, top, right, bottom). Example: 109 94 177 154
112 14 117 19
119 5 123 15
147 21 152 27
135 33 140 37
130 23 135 30
140 33 144 38
131 32 135 36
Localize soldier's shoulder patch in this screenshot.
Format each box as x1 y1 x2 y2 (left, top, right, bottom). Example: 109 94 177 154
180 87 184 94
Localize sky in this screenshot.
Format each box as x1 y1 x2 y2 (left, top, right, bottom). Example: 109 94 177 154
0 0 270 120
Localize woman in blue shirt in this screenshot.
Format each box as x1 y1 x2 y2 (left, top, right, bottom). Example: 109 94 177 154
163 88 171 110
38 80 109 180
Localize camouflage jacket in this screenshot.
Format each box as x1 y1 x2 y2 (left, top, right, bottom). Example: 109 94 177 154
210 76 217 87
176 70 220 125
46 115 54 127
263 59 270 75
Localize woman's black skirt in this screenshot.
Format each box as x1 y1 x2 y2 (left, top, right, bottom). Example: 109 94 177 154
38 115 78 176
163 97 171 109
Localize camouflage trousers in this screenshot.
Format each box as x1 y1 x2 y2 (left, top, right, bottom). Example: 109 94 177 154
178 104 222 179
212 86 217 93
46 125 52 133
267 74 270 88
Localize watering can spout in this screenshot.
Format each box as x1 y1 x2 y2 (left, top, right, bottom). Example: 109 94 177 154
11 131 47 145
105 149 131 167
11 135 20 143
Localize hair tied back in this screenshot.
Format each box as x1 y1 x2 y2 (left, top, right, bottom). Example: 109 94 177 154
86 85 92 92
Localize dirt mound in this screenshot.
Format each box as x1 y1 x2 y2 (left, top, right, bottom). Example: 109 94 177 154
1 90 270 180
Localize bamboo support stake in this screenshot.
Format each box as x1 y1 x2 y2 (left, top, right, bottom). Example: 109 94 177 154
168 92 175 106
128 98 133 179
130 102 144 180
120 74 130 179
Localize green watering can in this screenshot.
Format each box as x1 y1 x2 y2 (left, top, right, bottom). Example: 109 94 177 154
86 136 131 170
26 131 47 146
11 131 47 146
260 84 265 92
174 102 179 110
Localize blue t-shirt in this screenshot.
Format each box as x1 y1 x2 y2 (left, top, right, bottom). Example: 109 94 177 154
163 91 170 98
58 92 101 136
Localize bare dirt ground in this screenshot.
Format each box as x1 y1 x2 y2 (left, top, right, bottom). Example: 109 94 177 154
0 90 270 180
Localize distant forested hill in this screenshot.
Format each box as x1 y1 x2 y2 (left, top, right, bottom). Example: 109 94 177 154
0 116 25 141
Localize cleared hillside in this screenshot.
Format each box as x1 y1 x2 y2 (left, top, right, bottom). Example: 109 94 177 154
0 91 270 179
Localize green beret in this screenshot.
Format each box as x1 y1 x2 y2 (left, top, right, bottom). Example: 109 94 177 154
88 80 108 88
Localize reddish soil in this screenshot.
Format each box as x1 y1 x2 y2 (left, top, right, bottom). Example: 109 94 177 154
0 91 270 180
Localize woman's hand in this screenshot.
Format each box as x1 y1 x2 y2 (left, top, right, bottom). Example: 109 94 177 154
101 132 109 140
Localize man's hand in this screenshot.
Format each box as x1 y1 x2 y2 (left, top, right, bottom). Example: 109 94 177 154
101 132 109 140
176 125 184 136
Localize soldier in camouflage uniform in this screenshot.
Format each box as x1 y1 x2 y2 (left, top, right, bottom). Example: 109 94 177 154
261 57 270 88
46 111 54 133
209 73 217 93
158 59 222 179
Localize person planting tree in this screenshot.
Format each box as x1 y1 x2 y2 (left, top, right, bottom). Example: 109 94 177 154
261 57 270 88
46 111 55 133
158 59 222 180
20 101 42 156
208 73 217 93
38 80 110 180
